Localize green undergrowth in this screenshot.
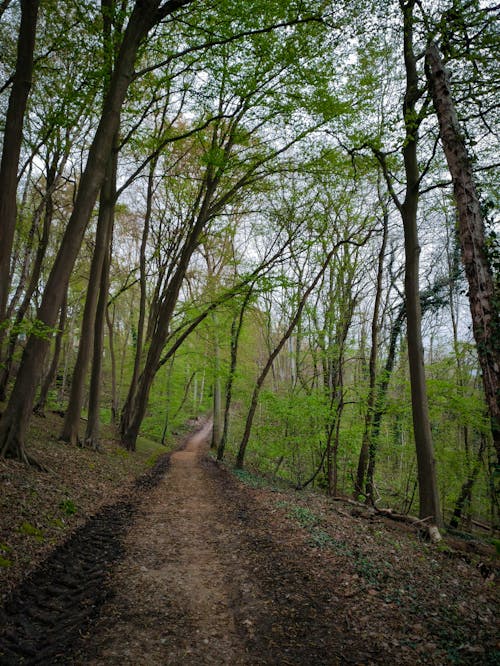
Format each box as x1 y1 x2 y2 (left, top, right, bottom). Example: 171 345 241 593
230 465 294 493
278 500 393 589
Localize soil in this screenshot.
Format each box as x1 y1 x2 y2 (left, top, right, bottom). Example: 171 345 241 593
0 422 499 665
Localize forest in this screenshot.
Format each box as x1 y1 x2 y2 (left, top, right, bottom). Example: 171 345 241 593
0 0 499 539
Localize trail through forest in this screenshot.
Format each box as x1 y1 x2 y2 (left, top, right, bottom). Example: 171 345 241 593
73 421 356 664
0 422 498 665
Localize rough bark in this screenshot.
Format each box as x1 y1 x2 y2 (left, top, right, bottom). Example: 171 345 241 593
426 42 500 463
0 0 39 324
0 0 192 462
60 145 117 445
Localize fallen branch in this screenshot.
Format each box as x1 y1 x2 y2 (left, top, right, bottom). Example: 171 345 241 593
331 496 442 542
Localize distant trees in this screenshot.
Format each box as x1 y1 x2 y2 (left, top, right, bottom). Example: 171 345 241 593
0 0 497 531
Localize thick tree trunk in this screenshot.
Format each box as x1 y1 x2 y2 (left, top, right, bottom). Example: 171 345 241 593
60 144 117 445
0 0 189 461
425 42 500 463
0 0 39 324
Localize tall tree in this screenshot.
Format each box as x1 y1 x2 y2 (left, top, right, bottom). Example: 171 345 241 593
0 0 39 327
374 0 441 527
425 42 500 464
0 0 193 463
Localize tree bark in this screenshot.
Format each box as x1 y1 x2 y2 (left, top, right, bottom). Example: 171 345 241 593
0 0 39 324
60 143 117 445
0 156 57 401
217 288 253 461
34 291 68 416
425 42 500 463
376 0 441 526
0 0 192 462
355 209 388 498
85 205 114 449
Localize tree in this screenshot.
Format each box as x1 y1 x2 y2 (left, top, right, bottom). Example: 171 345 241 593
0 0 39 328
373 0 441 527
0 0 193 463
425 41 500 465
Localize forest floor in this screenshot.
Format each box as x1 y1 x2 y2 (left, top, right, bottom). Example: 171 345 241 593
0 414 499 664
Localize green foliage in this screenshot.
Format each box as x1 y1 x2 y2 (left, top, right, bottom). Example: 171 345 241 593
59 498 77 516
18 522 44 541
0 542 13 567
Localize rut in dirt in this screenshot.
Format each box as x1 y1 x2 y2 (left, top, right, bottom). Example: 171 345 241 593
0 453 171 665
1 424 366 665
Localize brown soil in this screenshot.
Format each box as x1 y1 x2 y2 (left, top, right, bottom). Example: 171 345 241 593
1 422 499 665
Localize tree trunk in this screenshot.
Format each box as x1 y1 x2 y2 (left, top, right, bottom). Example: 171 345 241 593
120 177 217 451
85 208 114 450
382 0 441 526
0 0 39 324
105 303 119 424
355 209 388 498
34 291 68 416
211 319 222 450
425 42 500 463
0 0 190 461
0 157 57 401
236 241 346 469
60 142 118 445
129 157 156 402
217 289 253 461
449 434 486 529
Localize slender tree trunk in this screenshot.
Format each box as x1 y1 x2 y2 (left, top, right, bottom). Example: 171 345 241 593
0 0 190 461
0 158 57 400
34 292 68 415
129 157 156 402
376 0 441 525
120 182 216 451
217 289 253 461
85 210 114 449
106 303 119 424
236 241 346 469
211 319 222 450
0 0 39 324
426 42 500 463
449 434 486 529
355 210 388 498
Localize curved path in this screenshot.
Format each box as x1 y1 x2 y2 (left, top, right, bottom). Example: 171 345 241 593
76 423 256 664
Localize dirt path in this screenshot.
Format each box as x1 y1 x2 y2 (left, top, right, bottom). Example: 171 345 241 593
77 422 252 665
4 425 494 665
